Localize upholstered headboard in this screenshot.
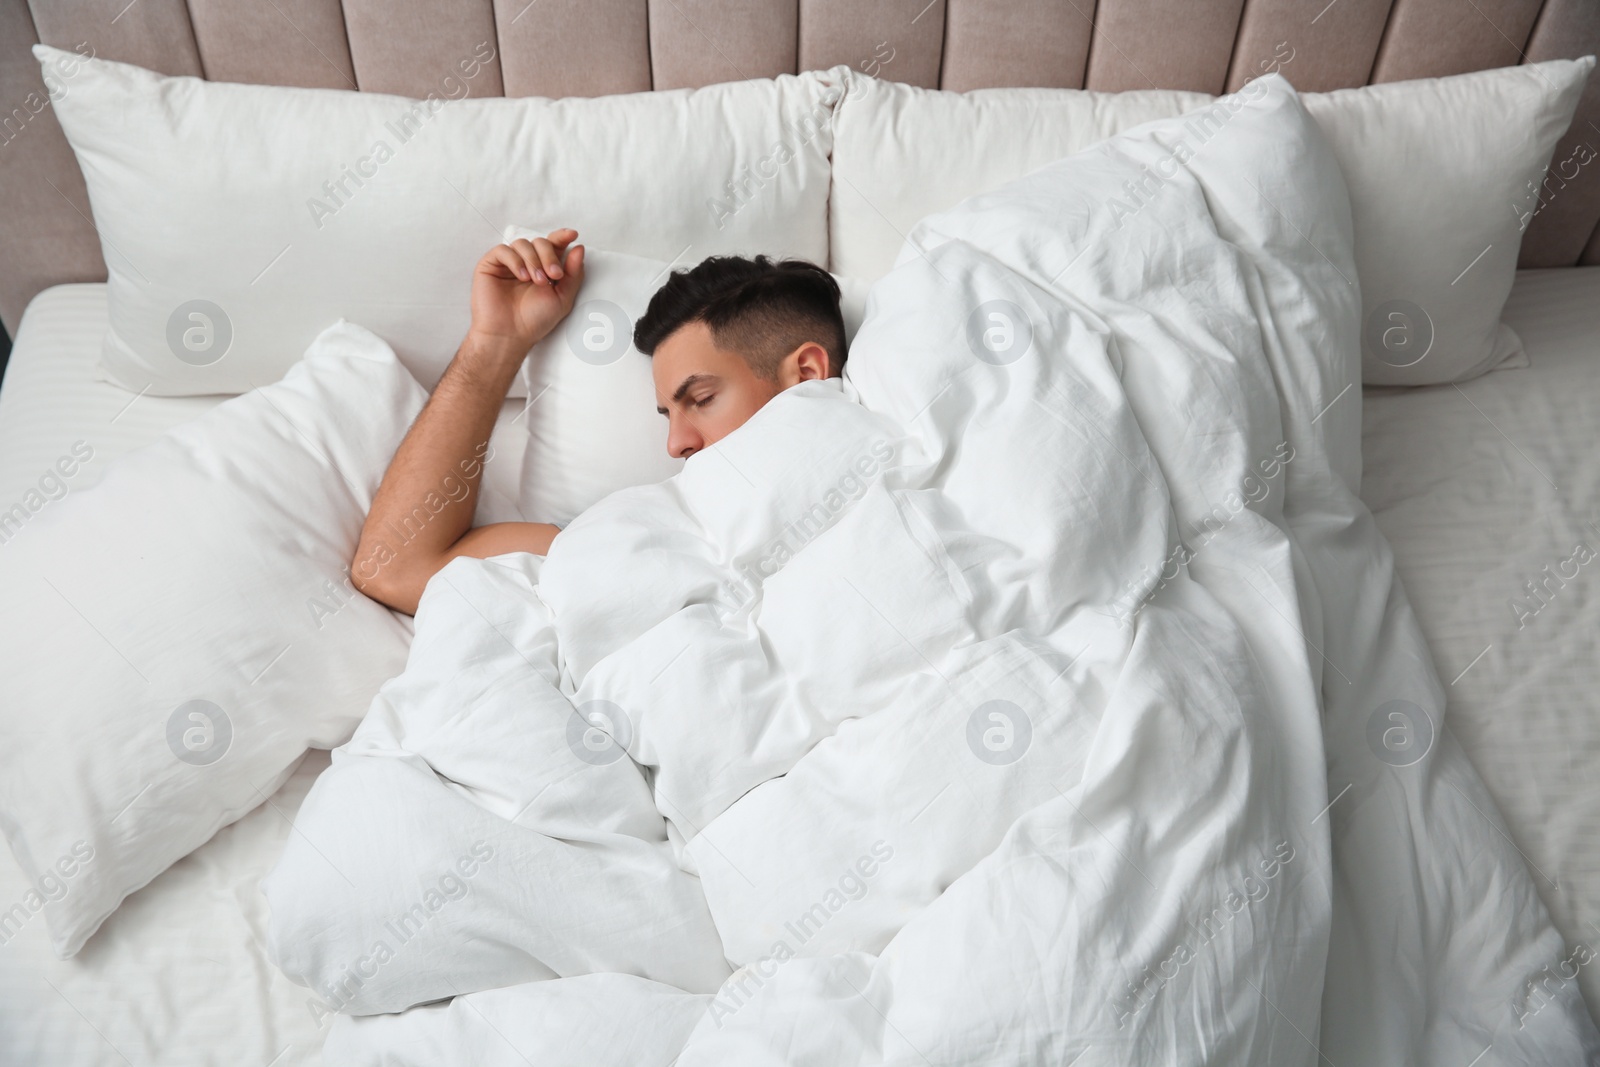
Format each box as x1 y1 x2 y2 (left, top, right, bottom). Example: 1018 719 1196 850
1 0 1597 335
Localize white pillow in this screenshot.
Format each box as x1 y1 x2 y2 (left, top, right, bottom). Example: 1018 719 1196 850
506 229 872 525
828 83 1212 283
830 59 1595 385
0 321 422 958
513 244 685 526
1299 61 1592 384
36 44 846 397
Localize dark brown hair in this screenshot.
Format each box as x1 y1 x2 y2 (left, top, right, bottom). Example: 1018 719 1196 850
632 254 847 379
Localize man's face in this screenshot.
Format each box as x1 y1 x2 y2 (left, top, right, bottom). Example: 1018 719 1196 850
652 321 791 459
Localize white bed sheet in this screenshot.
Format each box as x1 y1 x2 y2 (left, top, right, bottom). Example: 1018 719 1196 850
0 749 333 1065
2 268 1598 1062
0 285 528 1067
1364 265 1600 1019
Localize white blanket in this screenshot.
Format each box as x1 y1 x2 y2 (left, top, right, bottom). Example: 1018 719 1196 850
264 75 1599 1065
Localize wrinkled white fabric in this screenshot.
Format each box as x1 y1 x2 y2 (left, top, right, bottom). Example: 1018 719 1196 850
268 75 1599 1065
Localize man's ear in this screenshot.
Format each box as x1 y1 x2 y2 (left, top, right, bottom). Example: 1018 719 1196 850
783 341 833 385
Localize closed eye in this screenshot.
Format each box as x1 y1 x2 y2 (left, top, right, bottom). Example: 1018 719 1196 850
670 373 718 408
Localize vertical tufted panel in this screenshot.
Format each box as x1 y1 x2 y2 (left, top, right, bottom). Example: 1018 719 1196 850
0 0 106 334
940 0 1093 90
1225 0 1394 93
187 0 355 89
1370 0 1543 81
797 0 945 88
342 0 505 97
495 0 651 97
1521 0 1600 267
647 0 797 90
27 0 202 76
1084 0 1247 92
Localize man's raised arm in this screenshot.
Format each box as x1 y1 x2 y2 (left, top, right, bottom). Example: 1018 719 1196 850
352 229 586 615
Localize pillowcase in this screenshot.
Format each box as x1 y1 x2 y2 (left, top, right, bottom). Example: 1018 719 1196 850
513 241 685 526
36 44 846 397
1298 61 1592 385
828 83 1212 283
830 59 1595 385
504 228 873 525
0 321 422 958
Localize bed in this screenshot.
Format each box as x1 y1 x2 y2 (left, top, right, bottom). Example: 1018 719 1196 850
0 266 1596 1063
2 2 1600 1065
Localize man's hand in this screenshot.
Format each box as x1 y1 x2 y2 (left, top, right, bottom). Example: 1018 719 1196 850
468 228 587 353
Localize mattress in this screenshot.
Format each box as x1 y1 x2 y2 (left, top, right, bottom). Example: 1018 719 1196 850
1363 265 1600 1019
0 269 1597 1062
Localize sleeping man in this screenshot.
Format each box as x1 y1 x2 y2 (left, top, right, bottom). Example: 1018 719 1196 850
351 227 850 614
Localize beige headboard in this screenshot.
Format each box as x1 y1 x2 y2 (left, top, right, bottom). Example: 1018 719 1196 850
1 0 1597 336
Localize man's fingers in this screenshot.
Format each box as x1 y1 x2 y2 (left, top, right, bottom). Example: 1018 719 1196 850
481 231 577 285
508 238 550 284
557 244 585 301
531 237 565 281
485 244 531 282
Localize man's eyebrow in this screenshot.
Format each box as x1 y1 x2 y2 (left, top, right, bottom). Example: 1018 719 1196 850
671 374 716 404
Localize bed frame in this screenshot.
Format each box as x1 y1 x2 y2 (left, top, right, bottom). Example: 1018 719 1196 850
0 0 1597 336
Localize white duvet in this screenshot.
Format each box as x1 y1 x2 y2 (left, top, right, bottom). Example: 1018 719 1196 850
262 75 1599 1065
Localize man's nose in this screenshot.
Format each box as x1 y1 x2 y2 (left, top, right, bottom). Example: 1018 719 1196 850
667 417 703 460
